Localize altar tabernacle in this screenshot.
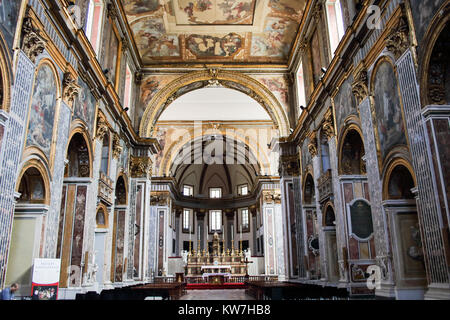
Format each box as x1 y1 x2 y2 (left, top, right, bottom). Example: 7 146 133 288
186 232 247 280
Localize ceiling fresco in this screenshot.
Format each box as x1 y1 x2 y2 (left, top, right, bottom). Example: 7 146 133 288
120 0 308 65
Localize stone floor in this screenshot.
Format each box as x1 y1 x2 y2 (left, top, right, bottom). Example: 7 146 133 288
178 289 255 300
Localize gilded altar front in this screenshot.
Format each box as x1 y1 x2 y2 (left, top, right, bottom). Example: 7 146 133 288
186 232 247 276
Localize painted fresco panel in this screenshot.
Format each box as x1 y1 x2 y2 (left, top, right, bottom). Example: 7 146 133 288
132 18 180 58
372 61 407 164
178 0 256 25
73 78 97 135
123 0 162 15
252 75 289 111
186 33 243 57
251 17 298 58
26 64 57 159
333 77 356 135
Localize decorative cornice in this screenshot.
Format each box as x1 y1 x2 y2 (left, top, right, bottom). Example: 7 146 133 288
351 69 368 105
62 72 80 105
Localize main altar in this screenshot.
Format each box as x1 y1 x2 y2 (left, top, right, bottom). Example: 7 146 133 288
186 232 248 281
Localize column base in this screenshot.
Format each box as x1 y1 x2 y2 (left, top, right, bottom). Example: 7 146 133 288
375 283 396 299
424 284 450 300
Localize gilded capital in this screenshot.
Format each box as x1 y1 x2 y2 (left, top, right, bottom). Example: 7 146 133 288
112 133 123 159
385 15 410 60
130 155 152 179
95 113 109 140
62 72 80 105
351 70 368 105
21 16 46 63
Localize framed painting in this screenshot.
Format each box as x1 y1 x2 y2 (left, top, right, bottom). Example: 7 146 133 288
371 59 408 169
26 63 58 160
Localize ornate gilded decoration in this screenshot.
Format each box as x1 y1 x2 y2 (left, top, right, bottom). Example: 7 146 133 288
21 16 46 63
112 133 122 159
62 72 80 105
279 154 300 177
150 192 169 206
107 2 119 20
130 155 152 179
385 15 410 60
307 131 318 158
121 38 129 53
95 113 109 140
351 69 368 105
262 190 281 204
98 172 114 205
322 108 335 139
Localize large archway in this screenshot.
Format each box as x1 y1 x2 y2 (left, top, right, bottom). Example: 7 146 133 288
139 70 291 138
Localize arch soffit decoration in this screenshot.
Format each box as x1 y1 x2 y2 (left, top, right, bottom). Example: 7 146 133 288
418 1 450 107
65 125 94 178
139 70 290 138
15 158 51 205
162 132 269 177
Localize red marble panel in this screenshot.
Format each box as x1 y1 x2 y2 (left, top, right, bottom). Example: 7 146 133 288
343 183 354 204
134 185 142 277
70 185 87 287
56 185 67 258
115 210 126 282
348 237 359 260
369 237 376 259
363 182 370 201
431 118 450 227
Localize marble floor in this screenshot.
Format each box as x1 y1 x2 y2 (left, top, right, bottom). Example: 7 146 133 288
178 289 255 300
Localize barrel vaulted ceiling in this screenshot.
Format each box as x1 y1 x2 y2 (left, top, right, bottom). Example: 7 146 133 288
119 0 309 65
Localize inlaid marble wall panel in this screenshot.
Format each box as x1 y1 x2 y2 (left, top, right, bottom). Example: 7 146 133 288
114 210 126 282
70 185 88 287
0 52 35 287
133 184 143 278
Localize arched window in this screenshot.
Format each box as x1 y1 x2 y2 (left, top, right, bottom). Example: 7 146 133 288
85 0 104 54
100 132 110 175
123 64 133 116
320 131 331 173
325 0 345 55
296 61 307 114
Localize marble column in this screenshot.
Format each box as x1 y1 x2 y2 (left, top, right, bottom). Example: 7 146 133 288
0 51 35 287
